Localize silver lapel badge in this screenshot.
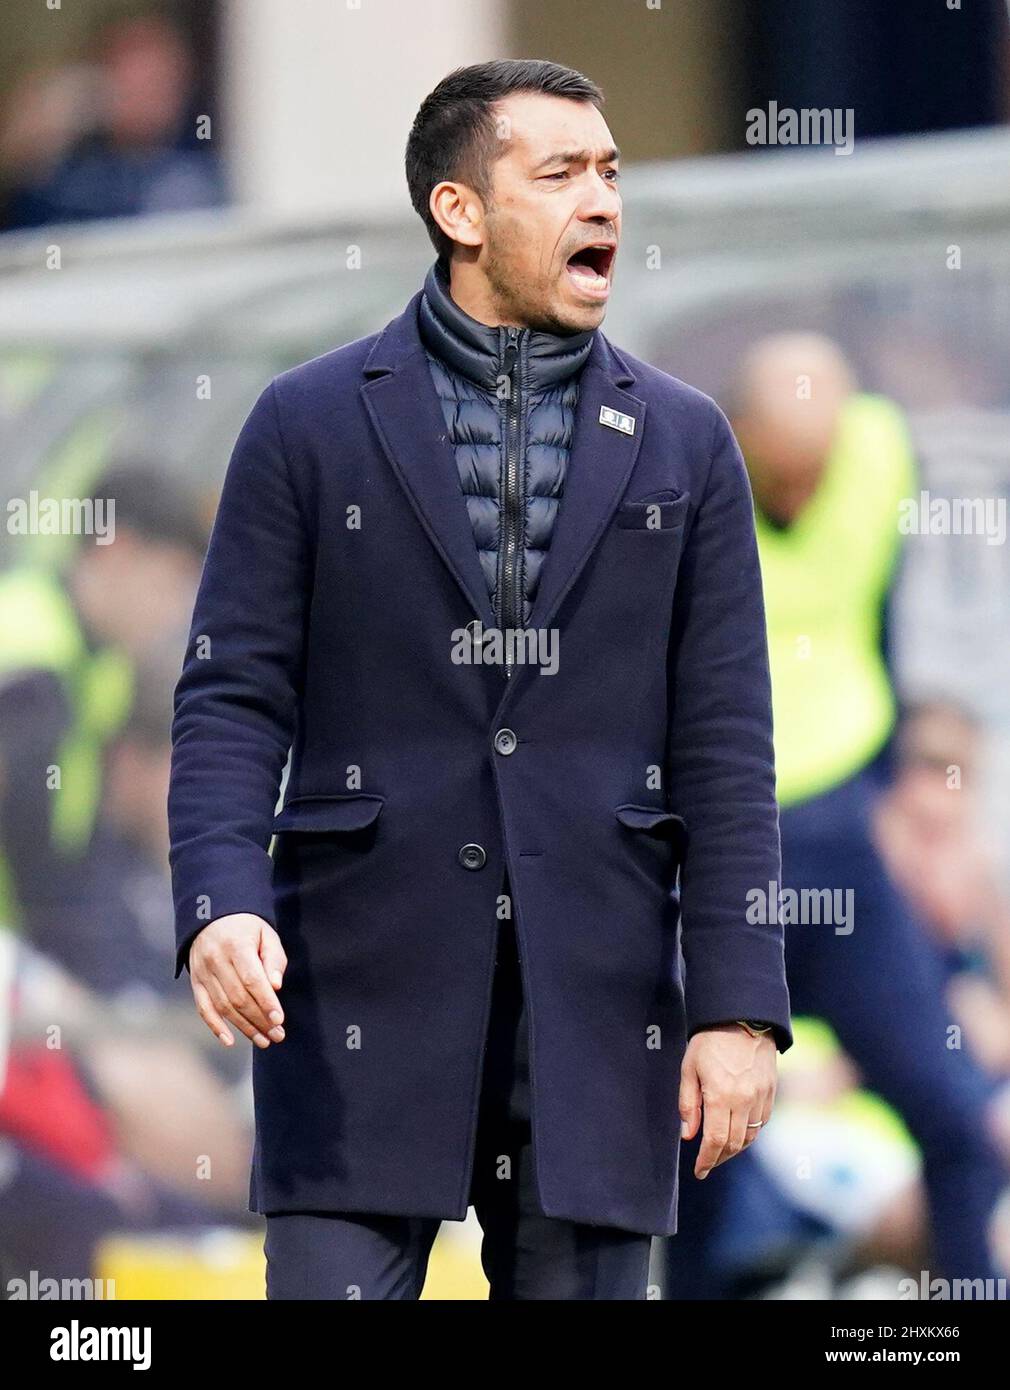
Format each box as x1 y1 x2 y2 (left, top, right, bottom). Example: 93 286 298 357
599 405 636 436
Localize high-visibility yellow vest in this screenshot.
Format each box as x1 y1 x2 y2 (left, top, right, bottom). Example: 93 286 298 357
754 394 917 807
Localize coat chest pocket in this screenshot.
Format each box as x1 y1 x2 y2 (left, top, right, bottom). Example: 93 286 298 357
615 488 690 532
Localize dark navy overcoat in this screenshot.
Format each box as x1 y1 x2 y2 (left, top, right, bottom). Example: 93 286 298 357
168 287 792 1236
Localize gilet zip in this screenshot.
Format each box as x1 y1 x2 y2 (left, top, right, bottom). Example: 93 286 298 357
498 325 527 679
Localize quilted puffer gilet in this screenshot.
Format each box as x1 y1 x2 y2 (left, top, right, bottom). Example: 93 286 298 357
417 259 594 642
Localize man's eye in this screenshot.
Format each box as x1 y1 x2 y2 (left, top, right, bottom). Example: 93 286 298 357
542 168 619 182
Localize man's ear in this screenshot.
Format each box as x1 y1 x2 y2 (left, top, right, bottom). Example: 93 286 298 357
429 181 484 254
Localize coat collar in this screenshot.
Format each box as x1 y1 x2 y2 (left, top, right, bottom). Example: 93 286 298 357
361 286 646 702
417 258 595 394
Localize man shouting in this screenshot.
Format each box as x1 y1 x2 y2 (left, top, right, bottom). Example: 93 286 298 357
168 58 792 1301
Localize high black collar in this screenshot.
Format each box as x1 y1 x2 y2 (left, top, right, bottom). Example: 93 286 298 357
417 258 595 393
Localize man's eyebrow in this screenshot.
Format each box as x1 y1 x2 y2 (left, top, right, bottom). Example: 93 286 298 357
530 146 621 173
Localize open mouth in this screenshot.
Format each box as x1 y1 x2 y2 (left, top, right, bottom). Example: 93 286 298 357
565 243 615 296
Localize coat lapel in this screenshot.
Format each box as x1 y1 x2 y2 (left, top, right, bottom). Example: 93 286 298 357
523 334 646 641
360 291 498 634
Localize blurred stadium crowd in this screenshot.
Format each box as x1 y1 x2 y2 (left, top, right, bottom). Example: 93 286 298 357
2 1 1010 1300
0 9 223 232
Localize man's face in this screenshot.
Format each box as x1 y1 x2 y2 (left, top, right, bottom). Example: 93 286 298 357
469 93 622 333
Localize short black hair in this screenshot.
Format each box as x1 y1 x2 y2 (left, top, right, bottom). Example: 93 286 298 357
405 59 605 265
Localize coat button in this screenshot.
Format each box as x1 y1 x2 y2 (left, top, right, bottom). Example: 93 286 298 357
458 843 487 870
494 727 518 756
465 618 488 646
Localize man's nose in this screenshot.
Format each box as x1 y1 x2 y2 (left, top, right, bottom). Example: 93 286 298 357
577 175 621 226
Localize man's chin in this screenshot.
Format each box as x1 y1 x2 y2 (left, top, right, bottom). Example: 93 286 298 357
568 306 608 334
541 293 608 335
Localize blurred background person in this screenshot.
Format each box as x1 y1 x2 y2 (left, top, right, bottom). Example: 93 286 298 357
0 615 256 1291
1 9 224 231
875 699 1010 1079
52 638 198 1004
0 465 206 965
662 334 1009 1297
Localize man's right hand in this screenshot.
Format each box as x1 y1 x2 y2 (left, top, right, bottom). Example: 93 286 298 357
188 914 288 1049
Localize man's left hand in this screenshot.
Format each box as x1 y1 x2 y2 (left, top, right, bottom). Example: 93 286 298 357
679 1025 778 1179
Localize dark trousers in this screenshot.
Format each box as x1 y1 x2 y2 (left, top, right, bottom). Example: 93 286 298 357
264 871 653 1300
